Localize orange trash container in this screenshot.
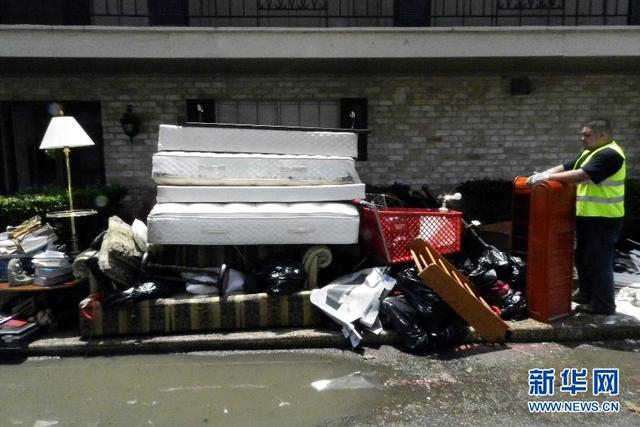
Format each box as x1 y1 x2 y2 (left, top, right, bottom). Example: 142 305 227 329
511 176 576 322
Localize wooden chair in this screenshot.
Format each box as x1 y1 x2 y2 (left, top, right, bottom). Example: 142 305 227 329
409 238 510 342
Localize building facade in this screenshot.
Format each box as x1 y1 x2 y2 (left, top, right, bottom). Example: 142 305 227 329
1 1 639 216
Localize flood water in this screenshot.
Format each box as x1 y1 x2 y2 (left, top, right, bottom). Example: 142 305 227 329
2 342 639 426
0 351 397 427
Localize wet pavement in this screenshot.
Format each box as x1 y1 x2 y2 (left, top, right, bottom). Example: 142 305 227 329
1 340 639 426
1 351 393 427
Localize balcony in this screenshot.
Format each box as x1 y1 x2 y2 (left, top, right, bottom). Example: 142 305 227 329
1 1 639 75
0 0 638 28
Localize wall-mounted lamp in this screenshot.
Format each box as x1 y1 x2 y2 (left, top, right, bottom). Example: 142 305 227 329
119 104 141 143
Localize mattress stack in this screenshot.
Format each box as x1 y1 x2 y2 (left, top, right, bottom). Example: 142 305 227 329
147 124 365 246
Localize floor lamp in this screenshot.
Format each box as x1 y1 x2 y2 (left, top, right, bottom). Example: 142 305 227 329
39 116 96 255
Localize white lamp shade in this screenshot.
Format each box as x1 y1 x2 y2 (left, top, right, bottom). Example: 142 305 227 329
39 116 95 150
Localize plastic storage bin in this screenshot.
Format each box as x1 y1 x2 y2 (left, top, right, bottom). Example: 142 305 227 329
359 205 462 264
512 176 576 322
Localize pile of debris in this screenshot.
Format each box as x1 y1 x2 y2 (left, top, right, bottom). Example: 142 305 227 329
0 216 70 287
0 216 75 348
72 184 528 352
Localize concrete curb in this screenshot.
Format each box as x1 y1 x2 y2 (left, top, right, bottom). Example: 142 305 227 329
6 311 639 357
507 316 640 342
25 329 361 357
11 329 378 357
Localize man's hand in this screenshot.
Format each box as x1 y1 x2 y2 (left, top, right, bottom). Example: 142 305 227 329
526 172 550 186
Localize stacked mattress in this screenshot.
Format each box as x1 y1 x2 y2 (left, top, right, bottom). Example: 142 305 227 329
148 124 365 245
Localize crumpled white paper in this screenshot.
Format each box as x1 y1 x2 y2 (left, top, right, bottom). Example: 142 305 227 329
615 286 640 320
310 267 395 347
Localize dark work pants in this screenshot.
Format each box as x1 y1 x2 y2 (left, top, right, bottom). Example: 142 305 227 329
574 217 622 312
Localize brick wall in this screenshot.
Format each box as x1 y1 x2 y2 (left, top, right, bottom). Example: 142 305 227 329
1 73 638 215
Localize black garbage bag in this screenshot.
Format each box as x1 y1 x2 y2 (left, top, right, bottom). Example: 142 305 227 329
498 289 528 320
102 281 171 308
394 267 459 331
380 296 433 353
453 245 527 293
481 248 526 286
452 254 497 292
254 260 307 296
472 246 509 287
480 245 510 268
430 318 470 348
483 280 528 320
380 296 469 353
467 266 498 293
505 255 526 291
614 249 640 273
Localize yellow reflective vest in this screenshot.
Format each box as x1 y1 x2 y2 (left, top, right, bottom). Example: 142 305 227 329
573 141 626 218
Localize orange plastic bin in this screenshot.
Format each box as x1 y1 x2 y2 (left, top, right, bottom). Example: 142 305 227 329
512 176 576 322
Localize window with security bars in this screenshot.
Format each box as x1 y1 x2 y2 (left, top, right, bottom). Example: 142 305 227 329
215 101 340 128
183 99 368 159
188 0 395 27
89 0 395 27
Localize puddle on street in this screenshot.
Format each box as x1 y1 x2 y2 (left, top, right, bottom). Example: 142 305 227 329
4 343 637 425
0 352 403 427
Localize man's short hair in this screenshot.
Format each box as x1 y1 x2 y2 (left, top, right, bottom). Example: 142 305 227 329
585 119 612 136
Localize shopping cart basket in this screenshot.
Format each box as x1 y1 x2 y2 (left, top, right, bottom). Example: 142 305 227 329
358 200 462 264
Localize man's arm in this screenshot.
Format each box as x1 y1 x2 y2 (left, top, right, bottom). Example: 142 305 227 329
546 168 591 184
527 164 591 186
540 165 566 174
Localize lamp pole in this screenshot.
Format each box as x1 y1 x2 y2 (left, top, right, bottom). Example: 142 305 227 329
40 115 97 257
63 147 79 255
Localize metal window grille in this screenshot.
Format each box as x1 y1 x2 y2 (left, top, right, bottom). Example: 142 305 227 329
430 0 631 26
0 0 633 26
215 100 340 127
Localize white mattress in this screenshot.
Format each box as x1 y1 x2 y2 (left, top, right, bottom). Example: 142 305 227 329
158 124 358 157
152 152 359 186
156 183 365 203
147 203 360 245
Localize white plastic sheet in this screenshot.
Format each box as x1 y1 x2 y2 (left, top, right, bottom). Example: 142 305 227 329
615 287 640 320
310 267 395 347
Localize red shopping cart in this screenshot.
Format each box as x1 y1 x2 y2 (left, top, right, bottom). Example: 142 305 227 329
358 199 462 264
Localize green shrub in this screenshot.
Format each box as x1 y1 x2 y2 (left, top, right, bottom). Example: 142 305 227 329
455 178 513 224
0 185 127 248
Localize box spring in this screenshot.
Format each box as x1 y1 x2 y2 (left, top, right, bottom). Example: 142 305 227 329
147 202 360 245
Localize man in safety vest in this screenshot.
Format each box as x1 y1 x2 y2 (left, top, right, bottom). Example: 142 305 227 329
527 119 625 315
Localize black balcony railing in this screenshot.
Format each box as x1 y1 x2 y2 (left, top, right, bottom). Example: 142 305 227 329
431 0 636 26
183 0 396 27
0 0 637 27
